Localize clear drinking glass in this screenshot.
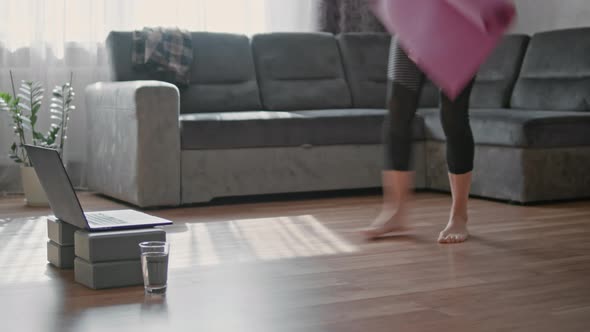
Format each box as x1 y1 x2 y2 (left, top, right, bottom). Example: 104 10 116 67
139 241 170 295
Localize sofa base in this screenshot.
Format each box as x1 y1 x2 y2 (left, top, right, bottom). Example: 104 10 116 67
181 144 427 204
426 142 590 203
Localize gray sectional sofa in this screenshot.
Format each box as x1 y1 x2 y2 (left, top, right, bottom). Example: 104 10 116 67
86 28 590 208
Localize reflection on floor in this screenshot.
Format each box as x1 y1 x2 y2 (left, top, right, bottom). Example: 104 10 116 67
176 215 358 267
0 213 359 285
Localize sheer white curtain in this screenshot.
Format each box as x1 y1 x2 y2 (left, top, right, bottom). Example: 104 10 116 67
0 0 319 194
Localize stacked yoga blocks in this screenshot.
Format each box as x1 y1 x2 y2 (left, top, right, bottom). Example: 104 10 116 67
47 217 166 289
47 217 77 268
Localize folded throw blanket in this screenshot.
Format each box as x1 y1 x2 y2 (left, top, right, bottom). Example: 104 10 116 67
132 27 193 85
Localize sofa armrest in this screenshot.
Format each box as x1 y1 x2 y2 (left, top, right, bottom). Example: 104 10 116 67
85 81 181 207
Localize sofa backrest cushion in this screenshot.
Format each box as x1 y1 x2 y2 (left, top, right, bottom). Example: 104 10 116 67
337 33 438 108
511 28 590 111
107 31 162 82
180 32 262 113
106 31 261 114
252 33 352 111
337 33 389 108
471 34 530 108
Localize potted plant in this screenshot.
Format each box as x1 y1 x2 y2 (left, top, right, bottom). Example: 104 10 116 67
0 72 75 206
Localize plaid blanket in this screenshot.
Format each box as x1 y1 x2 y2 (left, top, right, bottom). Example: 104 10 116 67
132 27 193 85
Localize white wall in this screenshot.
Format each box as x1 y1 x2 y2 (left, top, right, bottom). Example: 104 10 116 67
512 0 590 34
264 0 319 32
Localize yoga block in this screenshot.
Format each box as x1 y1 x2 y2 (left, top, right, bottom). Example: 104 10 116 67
47 216 80 246
74 258 143 289
47 240 75 269
75 228 166 263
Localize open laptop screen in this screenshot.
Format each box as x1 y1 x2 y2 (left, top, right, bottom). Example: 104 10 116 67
24 145 88 229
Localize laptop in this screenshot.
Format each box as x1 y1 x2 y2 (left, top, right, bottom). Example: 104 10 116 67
25 145 173 231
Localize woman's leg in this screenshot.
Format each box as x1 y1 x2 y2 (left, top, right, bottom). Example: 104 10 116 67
438 81 475 244
364 40 424 240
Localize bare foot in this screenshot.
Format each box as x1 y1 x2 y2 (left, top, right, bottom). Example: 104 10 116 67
438 216 469 244
361 209 409 240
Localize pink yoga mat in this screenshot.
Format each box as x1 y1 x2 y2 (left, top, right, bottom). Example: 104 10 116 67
369 0 516 99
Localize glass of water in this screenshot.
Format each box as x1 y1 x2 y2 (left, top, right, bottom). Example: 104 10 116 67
139 241 170 295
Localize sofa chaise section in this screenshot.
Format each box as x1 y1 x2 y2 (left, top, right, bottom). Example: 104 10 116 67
425 30 590 202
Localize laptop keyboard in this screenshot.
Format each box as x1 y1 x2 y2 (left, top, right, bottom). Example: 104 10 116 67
86 213 127 226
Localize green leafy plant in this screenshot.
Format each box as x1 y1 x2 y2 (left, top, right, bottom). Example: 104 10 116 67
0 71 75 166
49 78 76 156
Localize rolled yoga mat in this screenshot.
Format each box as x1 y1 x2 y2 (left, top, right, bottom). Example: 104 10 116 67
369 0 516 99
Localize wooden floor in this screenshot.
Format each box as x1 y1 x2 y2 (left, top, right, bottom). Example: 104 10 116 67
1 192 590 332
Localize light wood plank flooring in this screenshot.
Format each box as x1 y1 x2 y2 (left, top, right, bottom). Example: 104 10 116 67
1 192 589 332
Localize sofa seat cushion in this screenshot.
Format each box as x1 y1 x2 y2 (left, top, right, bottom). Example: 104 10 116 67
420 108 590 148
180 109 425 150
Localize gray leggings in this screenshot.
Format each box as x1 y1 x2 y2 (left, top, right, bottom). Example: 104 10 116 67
384 39 475 175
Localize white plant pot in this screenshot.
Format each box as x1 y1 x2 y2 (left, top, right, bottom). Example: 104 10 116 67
21 166 49 207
